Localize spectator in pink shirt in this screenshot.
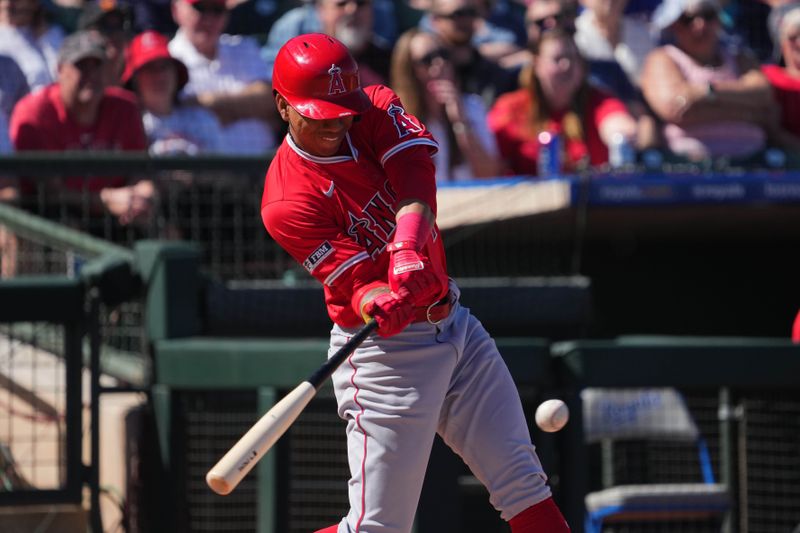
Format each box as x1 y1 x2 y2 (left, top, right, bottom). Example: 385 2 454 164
641 0 774 161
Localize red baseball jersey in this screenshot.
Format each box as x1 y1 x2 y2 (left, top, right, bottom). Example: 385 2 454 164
261 84 449 328
10 84 146 191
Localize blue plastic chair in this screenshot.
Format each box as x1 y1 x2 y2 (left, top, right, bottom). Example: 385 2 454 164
581 388 731 533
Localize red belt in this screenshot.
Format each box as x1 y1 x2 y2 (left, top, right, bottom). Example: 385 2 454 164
412 294 452 324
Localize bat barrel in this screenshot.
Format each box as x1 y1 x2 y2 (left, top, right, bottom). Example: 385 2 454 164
205 381 317 495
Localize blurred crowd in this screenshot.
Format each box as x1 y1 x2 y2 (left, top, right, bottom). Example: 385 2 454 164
1 0 800 185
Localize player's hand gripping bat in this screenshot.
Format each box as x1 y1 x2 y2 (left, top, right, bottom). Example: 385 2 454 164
206 319 378 495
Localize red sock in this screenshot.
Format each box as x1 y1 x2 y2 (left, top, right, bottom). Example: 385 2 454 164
509 497 571 532
313 526 338 533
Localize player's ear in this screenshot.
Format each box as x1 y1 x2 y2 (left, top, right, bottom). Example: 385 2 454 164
274 91 290 122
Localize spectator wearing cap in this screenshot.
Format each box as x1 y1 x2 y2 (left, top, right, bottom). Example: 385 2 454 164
762 5 800 150
168 0 277 154
640 0 775 162
0 0 65 92
123 30 223 154
77 0 134 86
260 0 394 88
9 31 156 228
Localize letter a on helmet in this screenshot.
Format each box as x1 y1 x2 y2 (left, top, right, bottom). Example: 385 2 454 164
273 33 371 120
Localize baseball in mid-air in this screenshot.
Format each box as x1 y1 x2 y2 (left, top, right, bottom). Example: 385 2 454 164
535 399 569 432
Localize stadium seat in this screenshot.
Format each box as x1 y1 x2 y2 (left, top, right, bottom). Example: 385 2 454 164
581 387 731 533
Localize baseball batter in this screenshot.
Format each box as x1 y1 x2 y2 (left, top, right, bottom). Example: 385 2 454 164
261 33 570 533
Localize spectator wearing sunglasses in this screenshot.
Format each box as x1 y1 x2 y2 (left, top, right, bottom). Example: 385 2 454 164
419 0 523 66
641 0 774 162
168 0 278 154
260 0 394 87
391 28 505 181
497 0 578 70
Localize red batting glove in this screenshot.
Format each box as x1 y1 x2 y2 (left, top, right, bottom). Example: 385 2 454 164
387 242 445 307
364 291 414 337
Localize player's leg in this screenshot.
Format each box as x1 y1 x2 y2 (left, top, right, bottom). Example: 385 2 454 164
435 303 569 531
327 322 459 533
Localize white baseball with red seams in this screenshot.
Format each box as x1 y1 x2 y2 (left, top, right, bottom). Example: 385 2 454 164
535 399 570 433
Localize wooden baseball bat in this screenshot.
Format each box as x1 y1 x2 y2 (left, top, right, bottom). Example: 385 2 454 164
206 319 378 495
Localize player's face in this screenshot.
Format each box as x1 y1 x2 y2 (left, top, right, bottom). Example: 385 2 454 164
277 95 355 157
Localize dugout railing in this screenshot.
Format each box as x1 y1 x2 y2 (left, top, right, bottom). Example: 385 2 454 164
0 201 150 532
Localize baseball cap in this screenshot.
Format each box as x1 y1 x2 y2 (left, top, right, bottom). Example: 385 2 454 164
651 0 723 32
58 31 108 65
122 31 189 89
77 0 133 34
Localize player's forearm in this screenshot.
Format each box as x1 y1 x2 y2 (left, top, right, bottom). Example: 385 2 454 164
196 82 275 124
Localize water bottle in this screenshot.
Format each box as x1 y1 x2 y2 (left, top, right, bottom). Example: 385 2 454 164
609 133 636 170
537 130 562 177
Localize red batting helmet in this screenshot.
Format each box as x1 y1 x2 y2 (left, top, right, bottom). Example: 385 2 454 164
272 33 371 120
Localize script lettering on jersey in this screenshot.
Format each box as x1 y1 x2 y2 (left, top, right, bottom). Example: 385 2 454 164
387 103 423 138
328 64 347 95
346 187 399 258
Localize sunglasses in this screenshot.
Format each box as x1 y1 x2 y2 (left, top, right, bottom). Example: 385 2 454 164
526 13 571 31
191 2 227 15
677 8 718 25
333 0 370 7
414 48 450 67
435 7 479 20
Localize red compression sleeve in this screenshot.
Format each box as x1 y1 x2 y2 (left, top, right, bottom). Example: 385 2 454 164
390 211 431 252
509 498 570 532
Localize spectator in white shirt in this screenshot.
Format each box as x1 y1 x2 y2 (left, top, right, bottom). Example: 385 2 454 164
0 0 64 92
168 0 278 154
574 0 655 88
124 30 223 155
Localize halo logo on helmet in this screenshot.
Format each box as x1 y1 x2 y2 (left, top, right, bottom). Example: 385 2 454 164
273 33 371 120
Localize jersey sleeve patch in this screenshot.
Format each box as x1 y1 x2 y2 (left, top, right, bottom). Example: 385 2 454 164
303 241 335 273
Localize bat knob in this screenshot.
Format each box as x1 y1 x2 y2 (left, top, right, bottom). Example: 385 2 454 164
206 471 234 495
